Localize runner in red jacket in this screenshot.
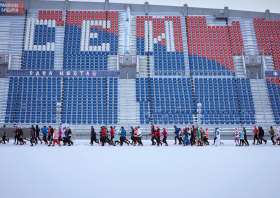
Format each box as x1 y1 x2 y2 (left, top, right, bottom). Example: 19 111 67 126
101 127 107 146
150 125 156 146
162 128 168 146
156 126 162 146
110 126 115 142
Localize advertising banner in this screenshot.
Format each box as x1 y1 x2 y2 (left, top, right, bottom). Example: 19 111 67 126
6 70 121 78
0 2 24 14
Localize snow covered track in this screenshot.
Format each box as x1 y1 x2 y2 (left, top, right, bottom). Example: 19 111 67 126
1 140 279 198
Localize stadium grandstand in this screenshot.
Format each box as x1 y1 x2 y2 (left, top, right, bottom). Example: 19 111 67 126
1 0 280 138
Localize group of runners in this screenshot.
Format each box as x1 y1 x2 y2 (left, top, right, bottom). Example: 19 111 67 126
1 124 280 147
1 125 74 146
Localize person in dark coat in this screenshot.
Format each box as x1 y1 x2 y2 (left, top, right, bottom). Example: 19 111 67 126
35 125 42 144
67 127 74 146
90 126 99 145
190 127 195 146
258 126 267 145
174 125 181 145
48 126 54 146
18 127 25 145
29 124 37 146
14 126 19 145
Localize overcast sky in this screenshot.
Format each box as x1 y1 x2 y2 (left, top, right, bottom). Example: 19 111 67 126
73 0 280 13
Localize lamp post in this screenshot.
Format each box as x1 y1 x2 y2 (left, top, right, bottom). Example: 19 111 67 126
197 103 202 129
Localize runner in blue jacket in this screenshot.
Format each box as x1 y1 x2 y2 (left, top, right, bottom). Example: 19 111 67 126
120 127 129 146
174 125 181 144
41 126 48 144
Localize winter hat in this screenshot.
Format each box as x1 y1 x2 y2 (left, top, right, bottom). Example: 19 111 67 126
163 128 166 130
235 128 237 130
156 126 159 129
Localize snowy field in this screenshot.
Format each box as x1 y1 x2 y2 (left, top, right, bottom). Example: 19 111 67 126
1 140 279 198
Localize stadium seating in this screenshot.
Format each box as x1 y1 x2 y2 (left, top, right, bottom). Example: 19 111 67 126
136 16 186 75
254 18 280 70
136 78 195 124
186 16 235 76
266 77 280 124
229 21 245 56
63 11 118 70
5 77 61 124
61 77 118 124
194 77 255 124
22 10 64 70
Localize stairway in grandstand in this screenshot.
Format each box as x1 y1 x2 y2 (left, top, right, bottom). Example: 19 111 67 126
0 15 25 70
264 56 275 70
242 19 259 55
250 79 275 128
118 79 138 127
232 56 246 78
0 78 9 124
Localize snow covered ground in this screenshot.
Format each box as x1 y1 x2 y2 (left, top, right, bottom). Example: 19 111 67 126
1 140 279 198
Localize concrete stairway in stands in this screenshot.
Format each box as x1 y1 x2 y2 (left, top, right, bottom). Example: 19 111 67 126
233 56 246 77
0 78 9 124
250 79 275 131
118 79 138 128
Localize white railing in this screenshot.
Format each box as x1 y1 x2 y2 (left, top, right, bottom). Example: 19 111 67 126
241 53 247 77
256 72 268 129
